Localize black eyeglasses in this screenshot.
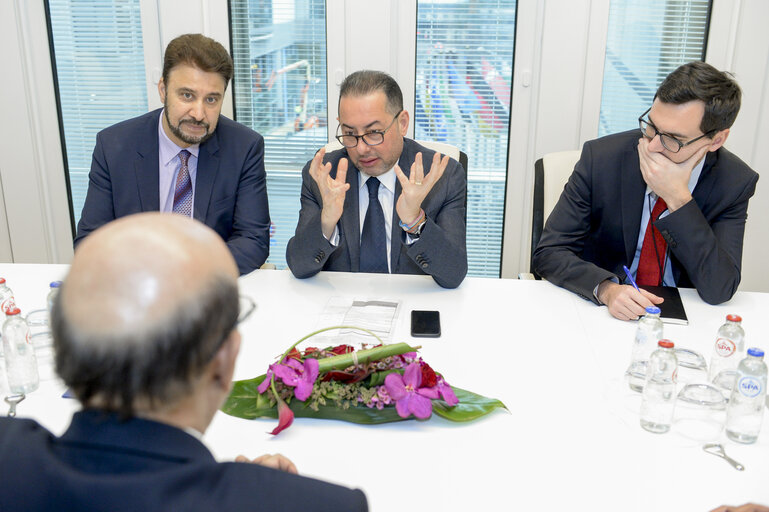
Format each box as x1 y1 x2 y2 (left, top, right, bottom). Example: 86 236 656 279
638 107 715 154
335 110 403 148
237 295 256 325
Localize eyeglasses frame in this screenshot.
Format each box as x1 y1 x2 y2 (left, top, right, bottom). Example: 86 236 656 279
335 109 403 148
638 107 716 154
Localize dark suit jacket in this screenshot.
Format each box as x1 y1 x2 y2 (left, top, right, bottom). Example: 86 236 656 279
285 138 467 289
0 411 368 512
533 129 759 304
74 109 271 275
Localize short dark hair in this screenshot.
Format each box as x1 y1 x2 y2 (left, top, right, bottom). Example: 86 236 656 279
51 274 239 418
339 70 403 115
655 61 742 134
162 33 234 88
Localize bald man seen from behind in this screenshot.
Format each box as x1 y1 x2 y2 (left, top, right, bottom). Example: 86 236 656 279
0 213 368 512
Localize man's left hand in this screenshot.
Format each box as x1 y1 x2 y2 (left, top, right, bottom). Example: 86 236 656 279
395 151 449 225
638 138 709 212
235 453 298 474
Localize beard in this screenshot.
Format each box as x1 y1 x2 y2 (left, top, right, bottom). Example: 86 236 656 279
164 104 213 145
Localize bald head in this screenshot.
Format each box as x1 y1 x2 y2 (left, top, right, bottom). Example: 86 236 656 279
65 213 238 338
52 213 241 415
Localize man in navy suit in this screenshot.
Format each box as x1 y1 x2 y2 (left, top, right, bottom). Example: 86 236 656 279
74 34 270 275
286 70 467 289
0 213 367 512
533 62 759 320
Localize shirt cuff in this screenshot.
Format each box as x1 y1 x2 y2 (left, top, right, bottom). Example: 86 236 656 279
324 225 340 247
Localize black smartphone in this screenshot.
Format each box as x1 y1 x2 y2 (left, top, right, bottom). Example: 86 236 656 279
411 310 441 338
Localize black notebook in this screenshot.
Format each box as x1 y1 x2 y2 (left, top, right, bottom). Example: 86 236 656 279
639 285 688 325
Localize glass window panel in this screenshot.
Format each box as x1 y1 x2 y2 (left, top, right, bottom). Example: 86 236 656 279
47 0 148 231
230 0 327 268
415 0 516 278
599 0 711 136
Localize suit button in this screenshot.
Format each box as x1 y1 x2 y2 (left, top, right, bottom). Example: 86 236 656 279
421 262 429 269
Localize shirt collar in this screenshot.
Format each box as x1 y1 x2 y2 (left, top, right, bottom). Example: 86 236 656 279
158 109 200 165
359 166 397 194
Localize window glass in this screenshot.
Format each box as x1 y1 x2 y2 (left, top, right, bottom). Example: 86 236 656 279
230 0 327 268
47 0 148 229
415 0 517 277
599 0 711 136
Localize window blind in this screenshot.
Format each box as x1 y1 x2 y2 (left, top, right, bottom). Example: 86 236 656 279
230 0 327 268
47 0 148 230
415 0 516 278
599 0 711 136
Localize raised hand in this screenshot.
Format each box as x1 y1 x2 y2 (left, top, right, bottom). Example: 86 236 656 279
308 147 350 238
638 138 709 212
395 151 449 225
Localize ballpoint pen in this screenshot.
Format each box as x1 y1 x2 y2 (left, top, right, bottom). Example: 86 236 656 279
623 265 640 292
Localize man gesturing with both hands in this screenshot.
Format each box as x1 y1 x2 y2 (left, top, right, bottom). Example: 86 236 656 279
287 70 467 288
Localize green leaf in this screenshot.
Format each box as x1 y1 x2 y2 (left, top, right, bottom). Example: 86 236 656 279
221 375 507 425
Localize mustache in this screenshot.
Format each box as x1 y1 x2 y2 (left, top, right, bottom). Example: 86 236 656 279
179 118 210 130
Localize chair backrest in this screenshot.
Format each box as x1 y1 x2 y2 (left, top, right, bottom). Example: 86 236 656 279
530 149 581 276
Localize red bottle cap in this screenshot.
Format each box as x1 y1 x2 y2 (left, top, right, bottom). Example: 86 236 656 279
726 314 742 323
0 278 5 284
5 307 20 316
658 340 674 349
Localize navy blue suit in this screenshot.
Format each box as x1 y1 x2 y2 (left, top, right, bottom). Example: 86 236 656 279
74 109 271 275
0 411 368 512
286 138 467 289
533 130 759 304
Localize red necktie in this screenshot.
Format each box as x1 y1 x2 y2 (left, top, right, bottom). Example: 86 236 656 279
636 197 667 286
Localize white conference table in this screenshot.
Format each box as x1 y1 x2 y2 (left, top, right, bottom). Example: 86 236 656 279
1 264 767 511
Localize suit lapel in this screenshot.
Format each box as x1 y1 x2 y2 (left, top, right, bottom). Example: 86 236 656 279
339 156 361 271
194 130 220 222
135 110 161 211
620 139 646 264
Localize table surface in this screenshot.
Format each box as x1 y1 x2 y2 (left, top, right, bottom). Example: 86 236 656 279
1 264 767 511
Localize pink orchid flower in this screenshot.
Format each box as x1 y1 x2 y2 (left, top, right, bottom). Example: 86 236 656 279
257 358 320 402
269 392 294 435
385 363 438 419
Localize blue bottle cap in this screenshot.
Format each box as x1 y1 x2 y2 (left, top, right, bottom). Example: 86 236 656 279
50 281 62 288
645 306 661 315
747 347 765 358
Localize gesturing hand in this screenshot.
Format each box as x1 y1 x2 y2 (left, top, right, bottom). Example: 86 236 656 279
395 151 449 225
308 147 350 239
638 138 709 212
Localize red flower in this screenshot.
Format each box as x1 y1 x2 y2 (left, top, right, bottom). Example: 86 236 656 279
331 344 355 355
420 362 438 388
285 348 302 361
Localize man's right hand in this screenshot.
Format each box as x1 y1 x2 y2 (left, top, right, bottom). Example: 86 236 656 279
308 147 350 239
597 280 663 321
235 453 298 474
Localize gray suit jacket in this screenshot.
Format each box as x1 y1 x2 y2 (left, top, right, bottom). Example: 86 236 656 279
286 138 467 288
533 129 759 304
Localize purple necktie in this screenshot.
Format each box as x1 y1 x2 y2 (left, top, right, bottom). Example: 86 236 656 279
173 150 192 217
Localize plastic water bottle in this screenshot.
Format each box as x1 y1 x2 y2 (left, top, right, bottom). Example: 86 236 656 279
627 306 663 392
46 281 62 314
2 307 39 394
0 278 17 315
640 340 678 433
708 314 745 385
725 348 767 444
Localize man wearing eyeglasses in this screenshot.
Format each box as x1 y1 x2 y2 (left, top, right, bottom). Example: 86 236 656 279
286 70 467 288
533 61 759 320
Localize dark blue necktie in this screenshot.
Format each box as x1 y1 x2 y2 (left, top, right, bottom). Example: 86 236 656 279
359 177 388 273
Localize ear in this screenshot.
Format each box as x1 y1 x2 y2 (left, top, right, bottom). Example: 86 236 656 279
707 128 730 152
158 78 167 103
398 110 410 136
210 330 241 393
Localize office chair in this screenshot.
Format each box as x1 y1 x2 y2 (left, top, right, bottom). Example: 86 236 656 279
525 149 581 279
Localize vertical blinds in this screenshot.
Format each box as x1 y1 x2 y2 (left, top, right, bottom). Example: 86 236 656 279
230 0 327 268
415 0 516 278
599 0 711 136
47 0 148 230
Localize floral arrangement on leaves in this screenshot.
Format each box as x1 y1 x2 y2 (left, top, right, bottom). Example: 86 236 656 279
222 327 506 434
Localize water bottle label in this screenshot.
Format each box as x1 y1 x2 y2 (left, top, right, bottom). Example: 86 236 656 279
714 337 736 357
738 376 763 398
1 297 16 314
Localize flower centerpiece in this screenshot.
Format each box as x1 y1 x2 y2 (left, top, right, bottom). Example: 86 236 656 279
222 327 506 434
